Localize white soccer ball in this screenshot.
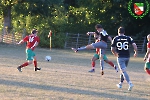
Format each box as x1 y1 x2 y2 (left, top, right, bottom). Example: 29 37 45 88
45 56 51 61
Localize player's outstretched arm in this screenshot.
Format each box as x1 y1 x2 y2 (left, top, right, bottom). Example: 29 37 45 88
132 43 138 57
108 36 112 44
111 47 118 57
144 48 150 61
16 40 24 45
87 32 95 35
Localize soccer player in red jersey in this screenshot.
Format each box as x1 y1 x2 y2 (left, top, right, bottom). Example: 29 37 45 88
144 34 150 75
17 29 41 72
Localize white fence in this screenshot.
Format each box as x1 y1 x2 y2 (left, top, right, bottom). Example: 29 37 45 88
64 33 95 49
0 28 25 44
64 33 147 53
0 31 147 53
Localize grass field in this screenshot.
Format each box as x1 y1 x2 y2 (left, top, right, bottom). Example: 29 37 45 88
0 44 149 100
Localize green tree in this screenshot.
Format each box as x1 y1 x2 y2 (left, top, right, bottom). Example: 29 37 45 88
0 0 25 32
0 0 64 33
65 0 150 38
0 0 149 48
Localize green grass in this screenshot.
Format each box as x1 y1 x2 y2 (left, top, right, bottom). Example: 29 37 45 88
0 45 149 100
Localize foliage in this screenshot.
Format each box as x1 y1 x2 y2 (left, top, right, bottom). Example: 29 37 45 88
38 30 66 48
0 0 150 48
11 0 68 48
50 32 66 48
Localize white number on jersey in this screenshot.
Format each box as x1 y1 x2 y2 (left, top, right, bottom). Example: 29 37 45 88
116 42 129 50
29 36 34 42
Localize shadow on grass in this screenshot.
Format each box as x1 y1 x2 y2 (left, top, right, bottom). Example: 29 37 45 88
0 79 147 100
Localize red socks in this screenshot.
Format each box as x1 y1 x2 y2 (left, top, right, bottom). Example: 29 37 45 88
20 61 37 68
92 61 95 69
34 61 37 68
21 62 29 68
108 61 115 68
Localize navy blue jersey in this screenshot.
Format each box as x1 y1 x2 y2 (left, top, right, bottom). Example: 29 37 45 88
111 35 135 58
96 30 109 43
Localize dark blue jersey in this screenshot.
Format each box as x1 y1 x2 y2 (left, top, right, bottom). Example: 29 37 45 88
111 35 135 58
96 30 109 43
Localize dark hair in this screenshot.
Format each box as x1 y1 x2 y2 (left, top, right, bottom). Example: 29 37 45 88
118 27 125 33
95 24 103 29
31 29 38 34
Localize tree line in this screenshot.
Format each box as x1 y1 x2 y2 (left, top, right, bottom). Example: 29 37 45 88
0 0 149 48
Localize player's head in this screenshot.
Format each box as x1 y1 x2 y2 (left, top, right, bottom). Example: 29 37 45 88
147 34 150 41
31 29 38 34
118 27 125 35
95 24 103 31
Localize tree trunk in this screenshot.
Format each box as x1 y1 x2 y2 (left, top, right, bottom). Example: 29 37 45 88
3 5 11 34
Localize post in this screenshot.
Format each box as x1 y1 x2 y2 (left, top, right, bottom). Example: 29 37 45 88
64 33 68 49
76 33 79 48
88 34 92 44
142 36 146 52
1 28 4 42
48 30 52 50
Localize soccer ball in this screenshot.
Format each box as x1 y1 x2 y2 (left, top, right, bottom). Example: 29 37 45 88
45 56 51 61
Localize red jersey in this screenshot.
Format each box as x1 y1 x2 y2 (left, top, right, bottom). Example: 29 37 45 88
147 42 150 62
147 42 150 49
23 34 40 50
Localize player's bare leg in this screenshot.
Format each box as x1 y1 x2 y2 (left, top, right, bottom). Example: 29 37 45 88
104 60 118 72
89 57 98 72
17 60 32 72
71 48 78 52
100 54 104 75
71 44 94 53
